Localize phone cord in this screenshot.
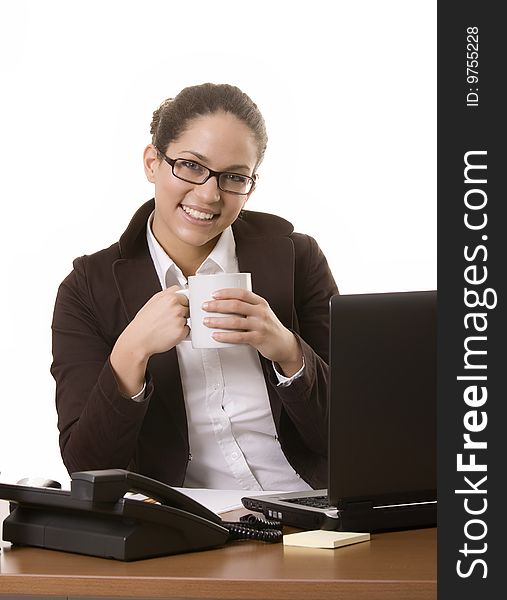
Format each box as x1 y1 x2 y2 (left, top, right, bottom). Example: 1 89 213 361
222 513 283 543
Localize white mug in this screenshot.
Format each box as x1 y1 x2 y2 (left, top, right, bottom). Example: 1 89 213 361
176 272 252 349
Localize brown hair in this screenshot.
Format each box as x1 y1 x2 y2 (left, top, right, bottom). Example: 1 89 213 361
150 83 268 169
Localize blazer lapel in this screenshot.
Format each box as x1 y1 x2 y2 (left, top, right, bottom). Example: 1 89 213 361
113 255 161 322
234 217 295 330
113 199 161 322
112 236 188 442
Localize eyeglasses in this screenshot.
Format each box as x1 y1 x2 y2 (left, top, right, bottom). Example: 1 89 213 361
156 147 257 195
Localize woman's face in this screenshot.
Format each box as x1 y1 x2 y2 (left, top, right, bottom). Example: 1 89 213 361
145 111 258 257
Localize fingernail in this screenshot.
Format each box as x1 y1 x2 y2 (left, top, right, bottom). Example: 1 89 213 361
203 317 211 325
202 302 209 310
212 290 221 299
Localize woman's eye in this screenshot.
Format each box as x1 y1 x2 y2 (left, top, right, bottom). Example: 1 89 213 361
181 160 203 172
224 173 248 183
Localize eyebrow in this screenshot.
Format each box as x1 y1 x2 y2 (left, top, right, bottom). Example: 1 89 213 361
179 150 252 173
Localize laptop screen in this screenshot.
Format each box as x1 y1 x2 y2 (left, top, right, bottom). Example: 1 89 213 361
328 291 437 510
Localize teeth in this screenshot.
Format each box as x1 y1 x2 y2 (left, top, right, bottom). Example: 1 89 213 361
181 205 214 220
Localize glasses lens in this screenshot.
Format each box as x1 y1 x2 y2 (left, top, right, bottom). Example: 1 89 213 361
219 173 253 194
173 159 209 183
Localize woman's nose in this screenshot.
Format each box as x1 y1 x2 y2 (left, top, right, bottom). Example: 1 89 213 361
193 175 221 203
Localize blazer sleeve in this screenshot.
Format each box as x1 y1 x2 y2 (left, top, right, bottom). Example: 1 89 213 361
266 234 338 458
51 256 153 474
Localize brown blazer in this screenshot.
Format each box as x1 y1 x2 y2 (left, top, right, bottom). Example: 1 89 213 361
51 200 338 489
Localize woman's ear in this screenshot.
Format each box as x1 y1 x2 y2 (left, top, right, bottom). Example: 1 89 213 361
143 144 159 183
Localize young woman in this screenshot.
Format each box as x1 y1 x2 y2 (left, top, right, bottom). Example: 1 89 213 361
51 83 338 491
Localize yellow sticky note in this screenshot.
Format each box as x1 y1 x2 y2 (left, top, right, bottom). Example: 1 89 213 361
283 530 370 549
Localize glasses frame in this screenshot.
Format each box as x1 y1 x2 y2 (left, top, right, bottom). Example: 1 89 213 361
155 146 257 195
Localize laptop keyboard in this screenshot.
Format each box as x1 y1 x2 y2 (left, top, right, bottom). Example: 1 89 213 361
284 495 333 509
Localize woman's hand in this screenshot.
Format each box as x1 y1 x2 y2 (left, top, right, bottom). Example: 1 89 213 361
202 288 303 377
126 285 190 356
110 285 189 396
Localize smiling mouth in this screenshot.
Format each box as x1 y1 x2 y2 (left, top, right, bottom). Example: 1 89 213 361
180 205 216 221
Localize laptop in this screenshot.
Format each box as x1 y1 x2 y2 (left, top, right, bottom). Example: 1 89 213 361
242 290 437 532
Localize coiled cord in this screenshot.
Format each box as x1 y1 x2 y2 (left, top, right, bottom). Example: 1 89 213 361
222 513 283 543
239 513 281 529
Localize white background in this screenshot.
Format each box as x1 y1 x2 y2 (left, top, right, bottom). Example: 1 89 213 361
0 0 436 484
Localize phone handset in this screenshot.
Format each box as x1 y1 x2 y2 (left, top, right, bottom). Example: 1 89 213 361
71 469 283 545
70 469 221 524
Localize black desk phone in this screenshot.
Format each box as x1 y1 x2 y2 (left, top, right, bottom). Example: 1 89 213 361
0 469 281 560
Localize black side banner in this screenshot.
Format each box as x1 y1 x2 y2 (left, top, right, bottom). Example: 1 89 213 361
438 2 505 599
